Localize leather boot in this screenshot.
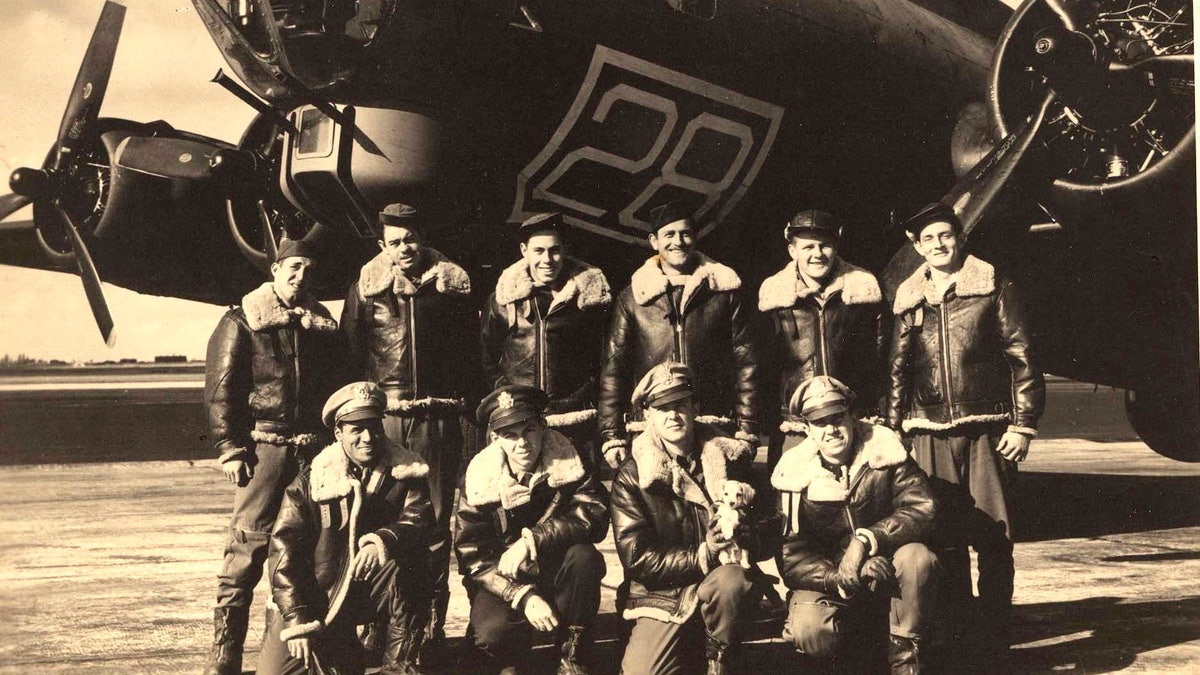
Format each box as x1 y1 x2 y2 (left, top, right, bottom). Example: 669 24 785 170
556 625 591 675
705 633 730 675
888 634 923 675
381 624 425 675
418 593 448 666
202 606 249 675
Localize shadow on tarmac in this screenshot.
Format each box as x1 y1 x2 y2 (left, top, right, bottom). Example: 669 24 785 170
1013 472 1200 542
1012 595 1200 673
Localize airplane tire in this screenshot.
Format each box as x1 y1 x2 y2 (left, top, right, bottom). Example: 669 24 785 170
1125 386 1200 462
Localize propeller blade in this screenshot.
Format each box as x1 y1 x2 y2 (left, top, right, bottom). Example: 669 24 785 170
53 1 125 172
944 90 1058 236
0 193 32 221
883 92 1058 292
1042 0 1094 33
57 206 115 347
113 136 220 181
258 200 280 261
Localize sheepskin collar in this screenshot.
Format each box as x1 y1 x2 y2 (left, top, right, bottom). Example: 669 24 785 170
631 422 752 506
771 421 907 499
758 260 882 312
630 254 742 309
893 255 995 314
358 249 471 299
463 429 586 507
308 442 430 503
493 256 612 310
242 283 338 333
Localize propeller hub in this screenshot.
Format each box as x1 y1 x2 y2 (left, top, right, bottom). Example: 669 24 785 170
9 167 51 200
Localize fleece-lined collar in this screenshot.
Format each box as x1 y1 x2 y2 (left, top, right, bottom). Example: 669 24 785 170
358 249 471 299
758 260 883 312
770 421 906 501
463 429 586 507
629 254 741 310
242 283 338 333
893 254 995 315
631 422 752 507
309 442 430 503
493 256 612 311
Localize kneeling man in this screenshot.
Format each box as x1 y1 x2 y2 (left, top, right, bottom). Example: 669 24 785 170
260 382 434 675
455 385 609 674
611 362 763 675
774 376 937 674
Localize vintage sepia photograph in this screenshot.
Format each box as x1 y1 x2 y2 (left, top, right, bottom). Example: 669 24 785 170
0 0 1196 673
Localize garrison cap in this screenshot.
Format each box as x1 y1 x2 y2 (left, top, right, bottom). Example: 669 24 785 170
274 238 316 263
903 202 961 238
378 203 422 231
518 212 568 242
647 201 693 234
322 381 387 430
476 385 549 431
785 210 842 241
631 361 694 410
789 376 855 422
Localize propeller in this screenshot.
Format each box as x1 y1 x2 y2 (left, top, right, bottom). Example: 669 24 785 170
3 1 125 346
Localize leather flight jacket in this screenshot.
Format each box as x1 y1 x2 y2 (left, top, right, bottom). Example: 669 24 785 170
758 260 890 430
771 420 935 594
204 283 345 463
598 255 759 447
886 255 1045 436
610 423 761 624
454 430 609 606
342 250 480 414
271 443 434 641
481 257 612 426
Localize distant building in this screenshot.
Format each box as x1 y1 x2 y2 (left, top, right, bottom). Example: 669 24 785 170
154 355 188 364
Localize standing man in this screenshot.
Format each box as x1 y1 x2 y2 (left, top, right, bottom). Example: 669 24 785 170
341 203 480 657
758 210 889 470
455 385 609 674
260 382 434 675
598 202 759 469
481 212 612 464
885 202 1045 662
610 362 762 675
774 376 937 674
203 239 345 675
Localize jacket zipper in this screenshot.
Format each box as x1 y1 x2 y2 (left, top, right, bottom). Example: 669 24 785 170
816 302 829 375
938 300 953 422
408 296 418 395
535 298 546 390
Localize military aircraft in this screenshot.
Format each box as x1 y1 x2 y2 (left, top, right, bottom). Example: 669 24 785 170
0 0 1194 459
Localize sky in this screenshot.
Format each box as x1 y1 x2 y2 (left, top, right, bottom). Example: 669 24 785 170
0 0 258 362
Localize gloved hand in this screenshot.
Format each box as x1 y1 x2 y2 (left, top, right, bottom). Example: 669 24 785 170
828 537 868 596
860 555 895 592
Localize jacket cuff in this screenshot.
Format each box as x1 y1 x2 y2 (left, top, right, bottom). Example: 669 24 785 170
510 584 536 611
734 430 759 446
217 446 251 464
357 532 391 564
855 528 880 556
1007 425 1038 438
280 619 323 641
602 437 629 456
698 543 712 575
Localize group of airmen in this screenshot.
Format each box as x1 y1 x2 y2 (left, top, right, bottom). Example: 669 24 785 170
200 198 1044 675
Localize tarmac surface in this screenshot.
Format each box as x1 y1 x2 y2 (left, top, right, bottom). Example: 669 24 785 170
0 378 1196 673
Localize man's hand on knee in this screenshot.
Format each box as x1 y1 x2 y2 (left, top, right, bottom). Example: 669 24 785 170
351 543 384 580
286 636 312 669
521 594 559 633
861 556 895 592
